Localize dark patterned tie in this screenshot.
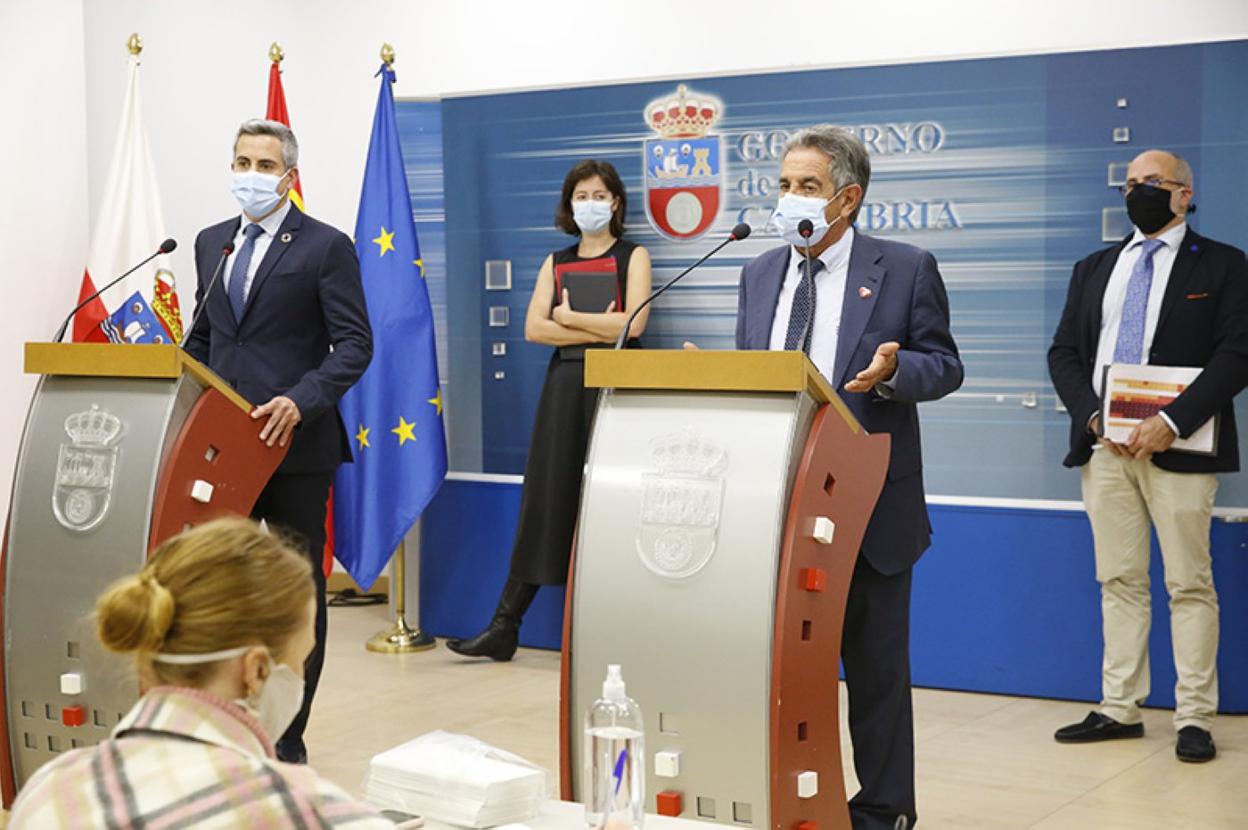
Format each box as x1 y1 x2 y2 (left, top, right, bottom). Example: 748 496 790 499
1112 238 1165 364
227 223 265 322
784 257 825 353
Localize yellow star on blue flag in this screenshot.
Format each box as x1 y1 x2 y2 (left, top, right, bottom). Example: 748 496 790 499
373 226 396 256
334 63 447 591
392 416 416 445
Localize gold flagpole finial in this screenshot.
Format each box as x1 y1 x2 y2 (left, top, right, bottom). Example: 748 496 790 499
380 43 395 66
269 42 284 63
127 33 142 56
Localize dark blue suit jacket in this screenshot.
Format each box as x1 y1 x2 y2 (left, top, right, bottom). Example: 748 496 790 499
736 233 962 574
185 207 373 475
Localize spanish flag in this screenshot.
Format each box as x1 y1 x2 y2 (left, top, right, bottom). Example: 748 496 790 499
266 52 305 211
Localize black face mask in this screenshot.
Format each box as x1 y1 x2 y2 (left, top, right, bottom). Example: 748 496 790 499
1125 184 1177 235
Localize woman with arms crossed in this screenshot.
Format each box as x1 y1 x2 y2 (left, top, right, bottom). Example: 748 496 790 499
449 159 652 660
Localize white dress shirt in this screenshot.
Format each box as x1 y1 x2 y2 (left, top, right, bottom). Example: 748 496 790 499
225 199 293 303
1092 222 1187 397
768 227 855 382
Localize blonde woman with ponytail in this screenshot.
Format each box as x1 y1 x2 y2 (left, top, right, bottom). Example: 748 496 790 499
8 518 393 829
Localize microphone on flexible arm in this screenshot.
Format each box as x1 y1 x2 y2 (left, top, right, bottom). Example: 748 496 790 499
795 218 817 354
52 238 178 343
179 240 236 349
613 222 752 350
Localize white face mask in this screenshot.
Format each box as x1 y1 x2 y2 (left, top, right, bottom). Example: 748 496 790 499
154 646 305 743
231 170 287 218
572 200 614 233
770 190 844 247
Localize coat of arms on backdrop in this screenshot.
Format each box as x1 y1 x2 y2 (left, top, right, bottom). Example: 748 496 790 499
643 85 723 240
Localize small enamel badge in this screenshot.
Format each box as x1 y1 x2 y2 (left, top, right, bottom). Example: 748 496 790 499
858 286 873 299
280 232 293 244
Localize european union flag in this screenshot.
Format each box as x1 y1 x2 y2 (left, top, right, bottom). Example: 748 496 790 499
334 64 447 590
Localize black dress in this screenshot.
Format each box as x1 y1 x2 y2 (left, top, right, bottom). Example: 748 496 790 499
508 238 639 585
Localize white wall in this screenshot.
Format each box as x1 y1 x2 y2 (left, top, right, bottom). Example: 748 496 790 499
77 0 1248 299
1 0 1244 525
0 0 90 525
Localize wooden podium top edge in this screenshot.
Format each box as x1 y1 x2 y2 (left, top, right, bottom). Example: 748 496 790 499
584 349 859 433
24 343 252 413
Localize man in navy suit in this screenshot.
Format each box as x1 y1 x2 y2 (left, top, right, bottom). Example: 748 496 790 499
1049 149 1248 763
185 119 373 763
735 125 962 829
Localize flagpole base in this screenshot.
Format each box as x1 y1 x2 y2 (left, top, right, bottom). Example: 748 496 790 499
365 614 436 653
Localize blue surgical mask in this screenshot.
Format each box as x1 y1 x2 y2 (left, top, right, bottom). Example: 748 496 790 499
572 200 614 233
770 191 843 247
231 170 286 218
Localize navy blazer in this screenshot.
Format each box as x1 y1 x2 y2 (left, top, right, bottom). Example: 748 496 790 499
1048 228 1248 473
185 207 373 475
736 233 963 574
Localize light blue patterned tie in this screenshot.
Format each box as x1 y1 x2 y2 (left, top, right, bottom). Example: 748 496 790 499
1112 238 1165 364
227 223 265 322
784 258 824 353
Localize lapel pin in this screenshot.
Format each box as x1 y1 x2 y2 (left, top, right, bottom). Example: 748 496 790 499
858 286 873 299
280 232 293 244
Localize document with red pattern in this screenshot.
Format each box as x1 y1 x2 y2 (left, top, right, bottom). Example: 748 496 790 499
1100 364 1217 455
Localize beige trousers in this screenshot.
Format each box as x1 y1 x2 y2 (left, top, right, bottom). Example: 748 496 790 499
1081 449 1219 730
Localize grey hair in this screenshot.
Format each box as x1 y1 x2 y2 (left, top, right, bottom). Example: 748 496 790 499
234 119 299 169
784 125 871 221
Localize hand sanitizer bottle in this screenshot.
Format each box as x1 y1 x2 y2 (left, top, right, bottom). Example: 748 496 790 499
584 664 645 830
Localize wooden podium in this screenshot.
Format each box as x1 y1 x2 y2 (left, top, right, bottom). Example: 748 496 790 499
560 350 890 830
0 344 286 802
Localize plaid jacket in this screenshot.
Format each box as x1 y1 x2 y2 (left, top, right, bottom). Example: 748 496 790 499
9 686 393 829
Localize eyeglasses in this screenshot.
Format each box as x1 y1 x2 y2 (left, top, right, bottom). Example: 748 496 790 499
1117 176 1189 196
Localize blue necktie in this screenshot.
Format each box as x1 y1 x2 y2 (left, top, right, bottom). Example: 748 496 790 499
227 223 265 322
1112 238 1166 364
784 258 825 353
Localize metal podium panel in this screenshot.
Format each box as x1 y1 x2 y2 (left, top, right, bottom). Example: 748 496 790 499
569 388 813 825
4 375 195 786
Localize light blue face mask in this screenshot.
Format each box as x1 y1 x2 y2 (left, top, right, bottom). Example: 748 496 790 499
572 200 614 233
231 170 287 219
770 190 844 247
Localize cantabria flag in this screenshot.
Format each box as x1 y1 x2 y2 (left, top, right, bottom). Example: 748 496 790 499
74 47 181 343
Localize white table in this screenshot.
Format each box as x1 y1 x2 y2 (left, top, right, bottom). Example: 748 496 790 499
420 800 711 830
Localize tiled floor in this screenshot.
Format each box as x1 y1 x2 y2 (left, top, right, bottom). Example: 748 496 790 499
309 605 1247 829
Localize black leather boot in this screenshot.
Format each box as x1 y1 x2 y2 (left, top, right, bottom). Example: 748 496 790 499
447 579 539 661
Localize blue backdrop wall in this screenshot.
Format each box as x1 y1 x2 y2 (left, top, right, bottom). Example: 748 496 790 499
398 41 1248 711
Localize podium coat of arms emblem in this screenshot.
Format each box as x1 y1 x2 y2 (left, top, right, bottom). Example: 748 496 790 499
52 405 123 532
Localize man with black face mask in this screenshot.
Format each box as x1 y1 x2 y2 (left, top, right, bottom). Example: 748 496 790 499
1048 149 1248 763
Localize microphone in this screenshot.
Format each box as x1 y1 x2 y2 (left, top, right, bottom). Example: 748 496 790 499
179 241 236 349
53 238 178 343
796 219 816 353
614 222 751 350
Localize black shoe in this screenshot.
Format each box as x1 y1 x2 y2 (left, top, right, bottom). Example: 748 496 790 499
1054 711 1144 743
446 619 519 661
447 579 538 662
1176 726 1216 763
276 739 307 764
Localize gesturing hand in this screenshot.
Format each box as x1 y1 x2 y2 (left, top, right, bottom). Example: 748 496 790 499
843 342 900 393
253 395 302 448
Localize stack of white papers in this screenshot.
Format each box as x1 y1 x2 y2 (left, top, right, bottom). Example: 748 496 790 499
365 732 549 828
